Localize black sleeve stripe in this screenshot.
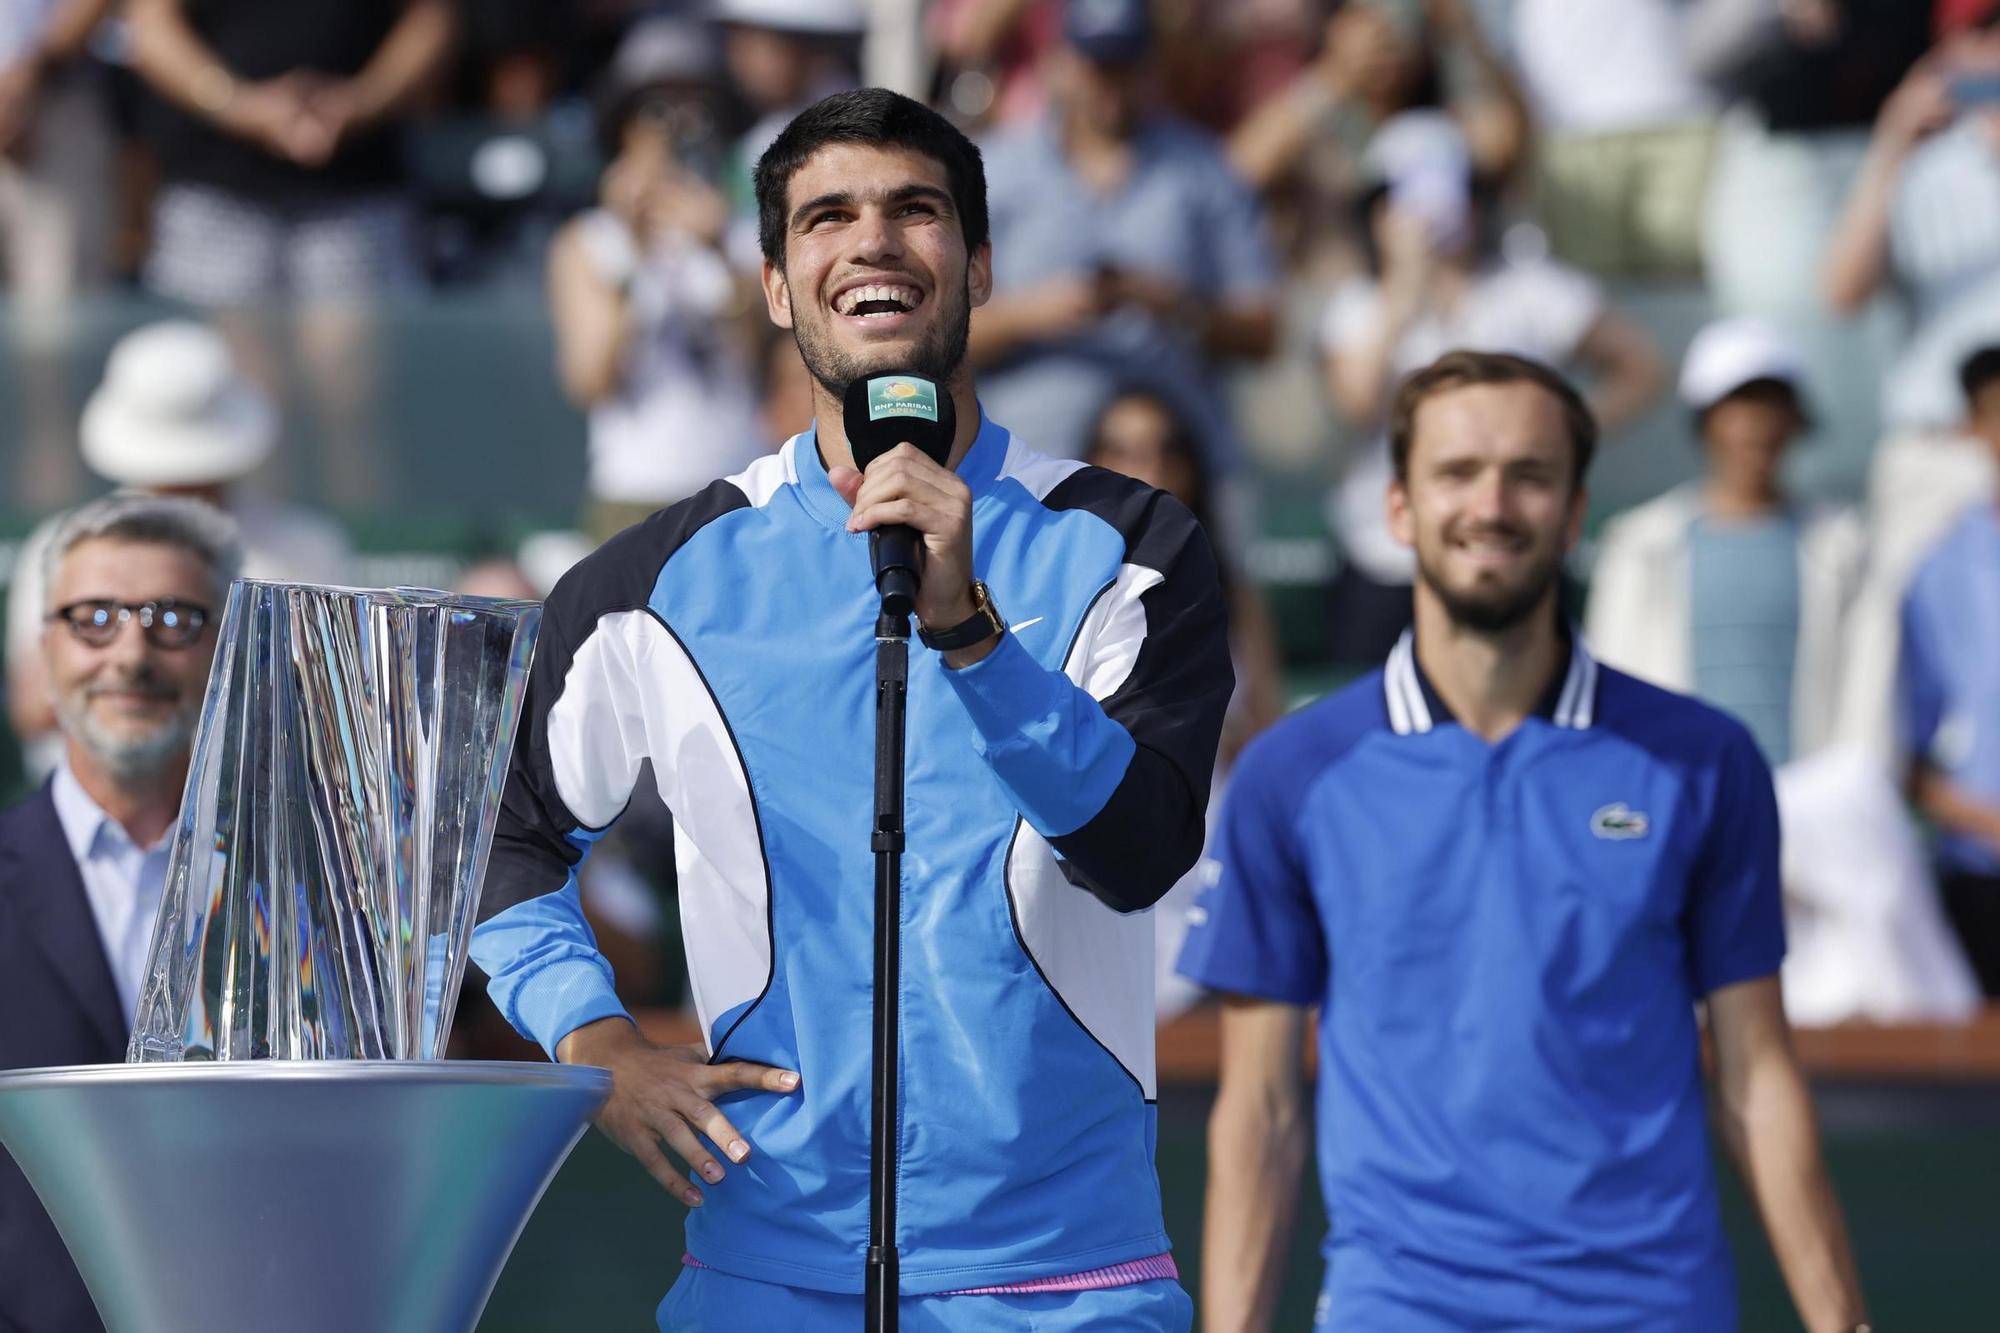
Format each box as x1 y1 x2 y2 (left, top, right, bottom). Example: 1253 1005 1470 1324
477 481 753 924
1038 466 1235 912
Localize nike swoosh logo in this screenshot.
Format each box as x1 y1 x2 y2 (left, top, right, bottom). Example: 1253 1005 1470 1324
1008 617 1045 634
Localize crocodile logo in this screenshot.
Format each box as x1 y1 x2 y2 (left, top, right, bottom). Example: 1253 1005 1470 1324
1590 803 1649 840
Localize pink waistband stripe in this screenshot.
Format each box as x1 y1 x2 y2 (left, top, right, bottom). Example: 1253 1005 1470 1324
678 1251 1179 1296
941 1252 1179 1295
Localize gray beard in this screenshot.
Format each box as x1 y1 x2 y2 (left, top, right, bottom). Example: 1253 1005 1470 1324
792 280 972 401
55 694 196 787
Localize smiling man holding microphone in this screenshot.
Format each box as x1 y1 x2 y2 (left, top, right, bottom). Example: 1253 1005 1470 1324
470 86 1231 1330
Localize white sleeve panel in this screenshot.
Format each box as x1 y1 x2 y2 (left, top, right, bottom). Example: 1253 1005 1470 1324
1003 561 1169 1099
1070 562 1165 701
577 610 771 1051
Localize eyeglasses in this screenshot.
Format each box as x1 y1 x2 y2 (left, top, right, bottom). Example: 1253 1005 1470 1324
48 598 213 649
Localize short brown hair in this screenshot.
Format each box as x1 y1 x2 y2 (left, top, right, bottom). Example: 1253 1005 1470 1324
1388 350 1598 488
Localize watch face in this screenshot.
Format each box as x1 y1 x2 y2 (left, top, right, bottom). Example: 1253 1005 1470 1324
973 582 1003 631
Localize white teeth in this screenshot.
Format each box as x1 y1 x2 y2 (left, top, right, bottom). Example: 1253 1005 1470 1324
835 283 920 315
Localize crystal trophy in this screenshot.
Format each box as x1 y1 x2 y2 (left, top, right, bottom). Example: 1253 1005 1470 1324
0 581 611 1333
129 580 540 1062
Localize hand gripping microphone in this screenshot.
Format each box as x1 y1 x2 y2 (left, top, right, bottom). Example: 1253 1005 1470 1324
841 372 957 619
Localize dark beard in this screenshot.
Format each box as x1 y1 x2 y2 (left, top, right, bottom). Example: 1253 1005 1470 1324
792 278 972 400
1414 542 1564 634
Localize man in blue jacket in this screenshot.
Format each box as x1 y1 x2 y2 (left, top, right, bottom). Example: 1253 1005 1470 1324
470 86 1230 1330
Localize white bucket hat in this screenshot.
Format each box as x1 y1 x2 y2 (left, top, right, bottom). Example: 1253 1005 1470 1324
1678 317 1810 414
80 321 277 488
707 0 868 36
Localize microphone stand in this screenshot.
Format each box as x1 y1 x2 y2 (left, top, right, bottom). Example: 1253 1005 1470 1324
866 564 916 1333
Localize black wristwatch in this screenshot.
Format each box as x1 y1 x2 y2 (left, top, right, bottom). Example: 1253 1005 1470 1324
918 580 1005 653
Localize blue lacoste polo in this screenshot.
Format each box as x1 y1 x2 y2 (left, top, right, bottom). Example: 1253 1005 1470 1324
1177 631 1785 1330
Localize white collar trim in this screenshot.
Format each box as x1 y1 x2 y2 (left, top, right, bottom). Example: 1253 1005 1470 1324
1383 629 1598 735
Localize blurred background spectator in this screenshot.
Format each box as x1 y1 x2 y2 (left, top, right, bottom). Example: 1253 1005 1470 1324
1589 319 1859 768
1589 317 1978 1023
1 0 115 513
1080 387 1284 1020
1821 16 2000 522
712 0 867 266
971 0 1279 549
0 0 116 306
126 0 457 506
548 16 766 542
1509 0 1716 278
1900 345 2000 999
6 321 352 778
1319 109 1662 664
929 0 1064 129
1690 0 1930 496
126 0 452 306
1227 0 1527 274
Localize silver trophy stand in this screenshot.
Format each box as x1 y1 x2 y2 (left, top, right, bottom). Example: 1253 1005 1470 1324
0 1060 609 1333
0 583 605 1333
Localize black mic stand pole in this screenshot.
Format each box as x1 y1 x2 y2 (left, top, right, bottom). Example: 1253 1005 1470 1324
866 555 917 1333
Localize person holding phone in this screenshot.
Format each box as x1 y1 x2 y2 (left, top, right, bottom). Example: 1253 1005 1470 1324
1317 109 1663 667
1822 11 2000 429
547 17 766 542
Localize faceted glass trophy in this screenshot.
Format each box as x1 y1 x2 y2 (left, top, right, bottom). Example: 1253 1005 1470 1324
0 582 611 1333
129 580 540 1062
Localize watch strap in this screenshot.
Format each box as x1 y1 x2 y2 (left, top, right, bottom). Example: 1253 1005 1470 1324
918 580 1004 652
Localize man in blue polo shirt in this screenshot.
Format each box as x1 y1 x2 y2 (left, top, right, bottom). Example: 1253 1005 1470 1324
1901 344 2000 996
1179 350 1868 1331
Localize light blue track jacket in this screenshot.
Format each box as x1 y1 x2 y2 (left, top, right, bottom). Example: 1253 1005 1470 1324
470 412 1232 1293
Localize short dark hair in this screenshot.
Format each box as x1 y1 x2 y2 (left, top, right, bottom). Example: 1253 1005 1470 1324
754 87 989 269
1959 345 2000 406
1388 350 1599 488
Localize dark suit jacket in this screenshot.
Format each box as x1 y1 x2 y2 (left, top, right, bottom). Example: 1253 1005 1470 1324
0 784 119 1332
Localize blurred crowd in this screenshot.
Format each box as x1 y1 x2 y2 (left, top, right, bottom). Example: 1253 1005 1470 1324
4 0 2000 1028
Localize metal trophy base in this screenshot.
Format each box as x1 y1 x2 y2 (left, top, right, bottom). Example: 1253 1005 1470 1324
0 1061 610 1333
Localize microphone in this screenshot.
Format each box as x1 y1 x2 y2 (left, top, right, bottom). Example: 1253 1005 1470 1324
841 372 957 619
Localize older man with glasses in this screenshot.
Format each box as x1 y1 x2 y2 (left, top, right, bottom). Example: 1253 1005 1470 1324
0 490 240 1333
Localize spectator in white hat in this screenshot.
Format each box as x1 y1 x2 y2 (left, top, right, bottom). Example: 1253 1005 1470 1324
6 320 353 774
710 0 868 266
1587 316 1980 1025
1589 318 1859 764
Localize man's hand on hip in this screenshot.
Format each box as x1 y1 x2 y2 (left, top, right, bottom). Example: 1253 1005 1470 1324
558 1016 800 1208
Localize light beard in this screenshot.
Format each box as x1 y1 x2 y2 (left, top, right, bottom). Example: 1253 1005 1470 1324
1413 541 1565 635
55 687 198 787
792 277 972 401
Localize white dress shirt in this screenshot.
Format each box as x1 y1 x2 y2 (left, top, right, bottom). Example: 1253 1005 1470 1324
49 762 171 1020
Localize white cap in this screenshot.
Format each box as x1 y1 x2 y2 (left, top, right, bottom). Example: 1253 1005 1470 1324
707 0 868 35
1679 317 1808 413
609 16 720 91
80 322 277 488
1364 110 1472 249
